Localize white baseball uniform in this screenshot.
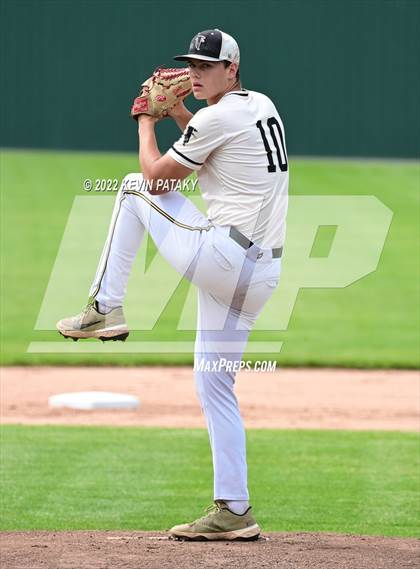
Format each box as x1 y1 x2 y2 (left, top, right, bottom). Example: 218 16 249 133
90 88 289 501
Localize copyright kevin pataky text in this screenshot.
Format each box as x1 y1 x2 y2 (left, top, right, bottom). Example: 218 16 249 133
83 177 199 193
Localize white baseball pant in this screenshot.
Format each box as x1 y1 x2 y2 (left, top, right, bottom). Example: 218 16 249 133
90 173 282 501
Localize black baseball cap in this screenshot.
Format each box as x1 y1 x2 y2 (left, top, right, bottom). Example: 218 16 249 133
174 29 240 64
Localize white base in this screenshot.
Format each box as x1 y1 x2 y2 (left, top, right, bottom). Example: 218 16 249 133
48 391 139 410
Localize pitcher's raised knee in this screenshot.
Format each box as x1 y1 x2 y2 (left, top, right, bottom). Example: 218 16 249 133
121 173 145 193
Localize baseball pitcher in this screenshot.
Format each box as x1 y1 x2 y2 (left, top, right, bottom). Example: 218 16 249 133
57 29 289 541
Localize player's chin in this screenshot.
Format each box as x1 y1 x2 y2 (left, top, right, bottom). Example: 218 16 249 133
192 91 207 100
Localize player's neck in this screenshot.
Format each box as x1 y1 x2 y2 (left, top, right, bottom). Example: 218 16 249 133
207 79 242 106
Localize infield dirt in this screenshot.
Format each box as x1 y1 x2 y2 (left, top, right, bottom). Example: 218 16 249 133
1 366 419 431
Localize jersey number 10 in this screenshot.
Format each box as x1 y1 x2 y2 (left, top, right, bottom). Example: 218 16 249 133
256 117 288 173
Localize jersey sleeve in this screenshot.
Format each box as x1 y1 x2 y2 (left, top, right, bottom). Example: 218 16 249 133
167 108 225 171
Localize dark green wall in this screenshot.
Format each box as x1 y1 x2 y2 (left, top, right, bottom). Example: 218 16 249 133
1 0 419 157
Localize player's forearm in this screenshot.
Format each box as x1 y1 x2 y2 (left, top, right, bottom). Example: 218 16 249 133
138 117 161 179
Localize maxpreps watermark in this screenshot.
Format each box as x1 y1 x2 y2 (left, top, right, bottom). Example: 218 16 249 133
83 177 198 193
30 194 393 355
194 359 277 373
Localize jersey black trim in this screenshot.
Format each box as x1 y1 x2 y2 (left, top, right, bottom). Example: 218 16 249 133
171 145 203 166
225 90 249 97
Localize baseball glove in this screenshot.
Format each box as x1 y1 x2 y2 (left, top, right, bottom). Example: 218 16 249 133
131 67 192 120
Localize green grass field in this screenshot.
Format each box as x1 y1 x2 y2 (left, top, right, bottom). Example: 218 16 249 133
0 149 419 367
1 425 418 537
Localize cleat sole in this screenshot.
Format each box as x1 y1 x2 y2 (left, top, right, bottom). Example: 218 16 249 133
58 330 129 342
169 524 261 542
98 332 129 342
171 533 260 542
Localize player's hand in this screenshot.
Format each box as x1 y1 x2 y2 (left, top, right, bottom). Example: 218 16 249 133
167 100 188 119
167 101 193 132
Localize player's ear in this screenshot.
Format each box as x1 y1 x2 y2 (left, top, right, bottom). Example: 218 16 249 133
228 62 238 79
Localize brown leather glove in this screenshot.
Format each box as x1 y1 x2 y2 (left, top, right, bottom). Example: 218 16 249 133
131 67 192 120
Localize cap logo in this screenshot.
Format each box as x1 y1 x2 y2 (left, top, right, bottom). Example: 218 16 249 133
194 34 206 51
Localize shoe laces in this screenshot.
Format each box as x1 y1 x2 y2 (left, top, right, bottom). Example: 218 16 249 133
203 501 226 517
204 503 219 515
187 502 225 527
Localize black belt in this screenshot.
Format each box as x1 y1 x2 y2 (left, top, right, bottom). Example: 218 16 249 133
229 226 283 258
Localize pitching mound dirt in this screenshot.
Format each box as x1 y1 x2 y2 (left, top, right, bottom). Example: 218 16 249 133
1 531 418 569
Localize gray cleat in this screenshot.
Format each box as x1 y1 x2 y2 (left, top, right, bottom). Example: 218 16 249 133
56 301 129 341
169 501 261 541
